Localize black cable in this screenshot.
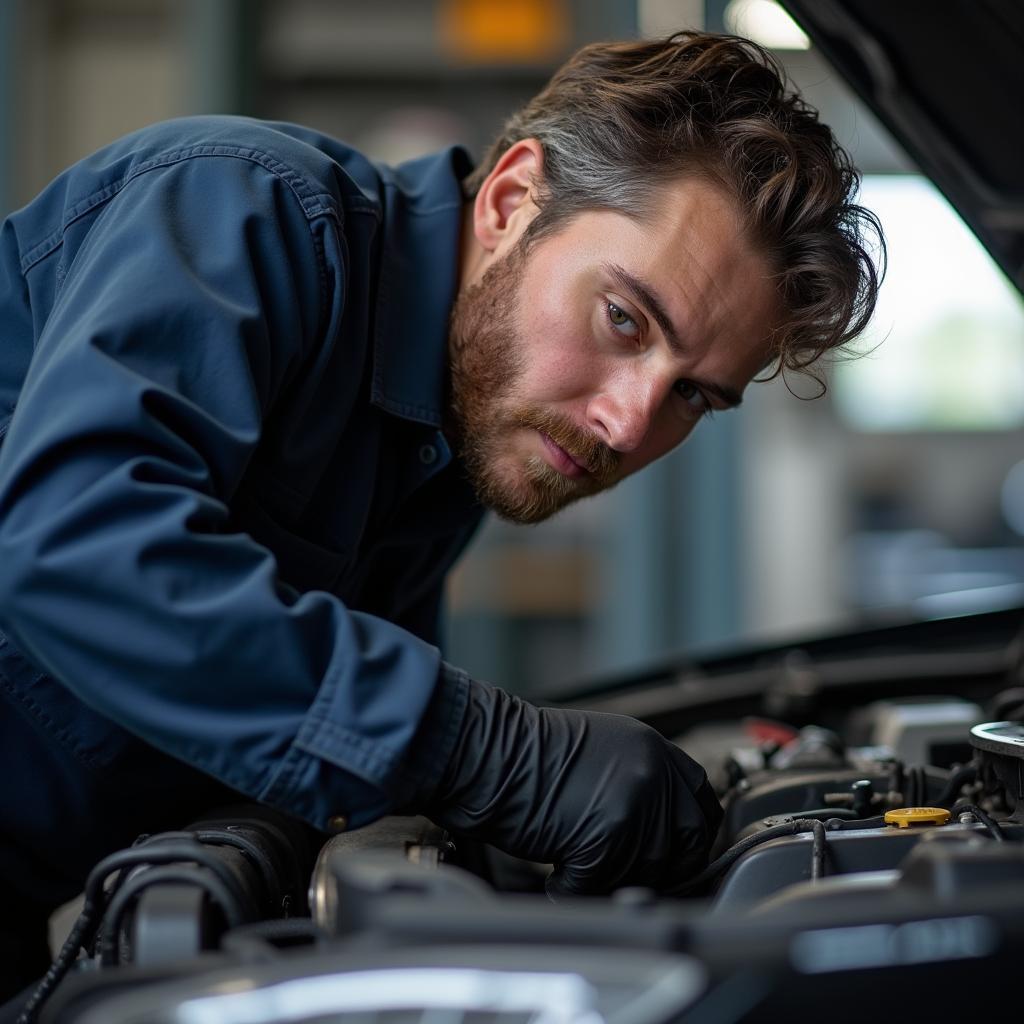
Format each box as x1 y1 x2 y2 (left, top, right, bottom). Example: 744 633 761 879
670 818 822 897
824 815 886 831
194 828 281 911
127 836 258 918
14 848 168 1024
94 829 266 951
782 807 858 822
16 845 194 1024
99 864 246 966
809 820 827 881
14 839 254 1024
15 892 101 1024
951 801 1007 842
935 764 978 808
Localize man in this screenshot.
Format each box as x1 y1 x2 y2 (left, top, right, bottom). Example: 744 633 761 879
0 31 880 995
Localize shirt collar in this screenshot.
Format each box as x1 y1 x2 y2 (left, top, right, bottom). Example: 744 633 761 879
370 145 474 429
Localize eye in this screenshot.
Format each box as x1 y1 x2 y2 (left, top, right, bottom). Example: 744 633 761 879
674 380 711 416
605 301 639 339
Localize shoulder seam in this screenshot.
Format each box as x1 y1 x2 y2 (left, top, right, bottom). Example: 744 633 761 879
19 144 368 275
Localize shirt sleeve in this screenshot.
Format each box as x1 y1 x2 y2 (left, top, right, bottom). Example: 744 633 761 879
0 151 468 831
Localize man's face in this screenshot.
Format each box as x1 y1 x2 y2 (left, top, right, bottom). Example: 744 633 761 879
448 176 779 524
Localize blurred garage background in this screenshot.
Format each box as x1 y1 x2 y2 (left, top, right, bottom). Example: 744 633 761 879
2 0 1022 699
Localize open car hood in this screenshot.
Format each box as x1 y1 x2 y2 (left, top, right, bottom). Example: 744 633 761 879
780 0 1024 296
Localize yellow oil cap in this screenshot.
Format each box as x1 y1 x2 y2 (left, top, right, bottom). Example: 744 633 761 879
884 807 952 828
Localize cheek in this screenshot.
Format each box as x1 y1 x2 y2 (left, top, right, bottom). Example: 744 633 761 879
516 317 597 402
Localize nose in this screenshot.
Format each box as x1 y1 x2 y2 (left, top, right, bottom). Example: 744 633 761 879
585 374 661 453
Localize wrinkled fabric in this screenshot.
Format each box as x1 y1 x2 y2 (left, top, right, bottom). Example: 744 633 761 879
0 116 483 909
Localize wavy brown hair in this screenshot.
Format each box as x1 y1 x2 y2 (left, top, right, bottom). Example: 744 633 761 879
464 32 884 381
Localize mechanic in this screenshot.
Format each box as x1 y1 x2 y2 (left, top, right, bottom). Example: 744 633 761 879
0 31 880 998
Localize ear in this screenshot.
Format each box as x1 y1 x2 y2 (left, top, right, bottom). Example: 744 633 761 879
472 138 544 254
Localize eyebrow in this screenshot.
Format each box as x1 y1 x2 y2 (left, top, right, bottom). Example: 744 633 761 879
604 262 744 409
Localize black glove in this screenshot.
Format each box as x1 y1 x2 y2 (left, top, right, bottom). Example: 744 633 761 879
426 679 723 897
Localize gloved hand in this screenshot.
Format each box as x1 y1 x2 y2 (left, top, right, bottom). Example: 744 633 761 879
425 678 723 897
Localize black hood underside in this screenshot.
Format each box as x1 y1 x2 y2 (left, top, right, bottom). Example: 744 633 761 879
781 0 1024 296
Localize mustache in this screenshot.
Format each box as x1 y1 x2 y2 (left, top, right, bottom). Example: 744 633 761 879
517 407 620 485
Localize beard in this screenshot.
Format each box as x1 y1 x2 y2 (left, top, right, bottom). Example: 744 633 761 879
447 241 620 524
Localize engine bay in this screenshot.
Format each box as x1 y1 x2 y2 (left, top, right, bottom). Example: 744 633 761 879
14 610 1024 1024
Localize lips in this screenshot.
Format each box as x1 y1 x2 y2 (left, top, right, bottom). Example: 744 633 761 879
539 431 592 479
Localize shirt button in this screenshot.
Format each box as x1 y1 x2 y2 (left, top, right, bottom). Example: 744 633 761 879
327 814 348 834
418 444 438 466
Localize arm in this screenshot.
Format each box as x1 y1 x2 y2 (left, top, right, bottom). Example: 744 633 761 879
0 152 464 831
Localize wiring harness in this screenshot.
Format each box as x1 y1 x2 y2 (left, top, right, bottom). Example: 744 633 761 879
15 813 313 1024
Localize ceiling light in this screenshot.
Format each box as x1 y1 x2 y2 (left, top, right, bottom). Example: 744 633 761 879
723 0 811 50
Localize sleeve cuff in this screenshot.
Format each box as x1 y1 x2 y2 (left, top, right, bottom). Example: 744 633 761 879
396 660 470 807
257 660 469 832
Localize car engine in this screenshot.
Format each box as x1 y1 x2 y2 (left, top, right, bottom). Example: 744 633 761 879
12 611 1024 1024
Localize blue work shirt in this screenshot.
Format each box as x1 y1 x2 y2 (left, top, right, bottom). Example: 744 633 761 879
0 116 484 908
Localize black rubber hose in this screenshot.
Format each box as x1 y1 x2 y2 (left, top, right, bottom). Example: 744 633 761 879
935 764 978 808
810 820 827 881
14 839 252 1024
129 836 259 918
951 801 1007 841
14 893 101 1024
824 815 886 831
783 807 858 822
195 828 282 910
99 864 246 966
670 818 822 897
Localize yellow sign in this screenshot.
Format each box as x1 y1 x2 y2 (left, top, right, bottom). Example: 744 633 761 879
440 0 569 62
